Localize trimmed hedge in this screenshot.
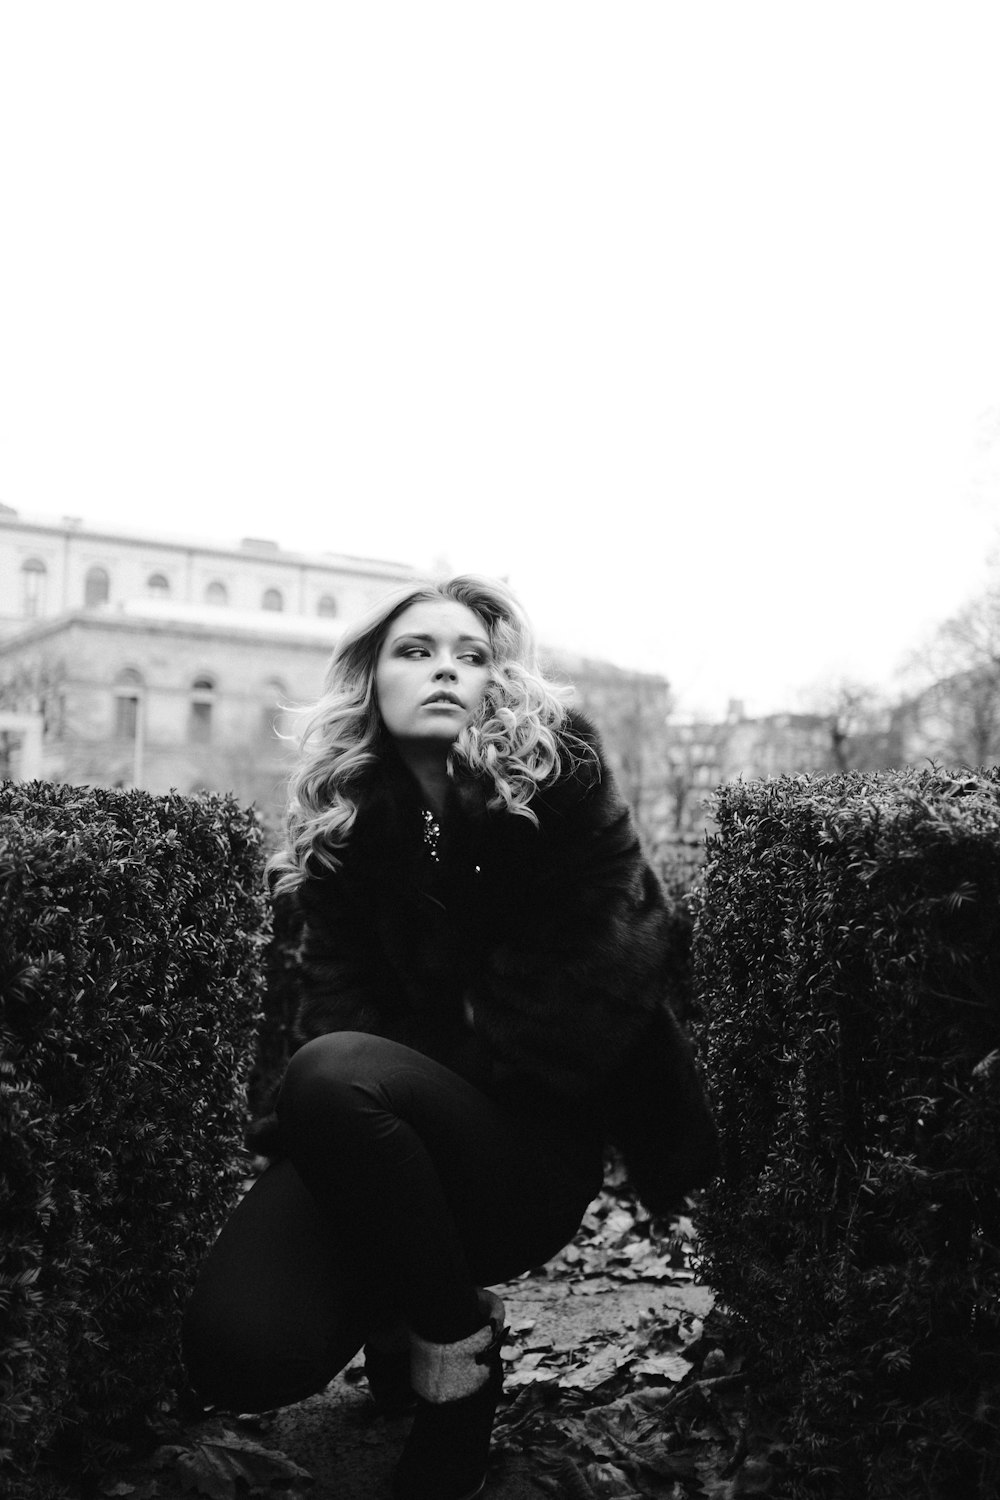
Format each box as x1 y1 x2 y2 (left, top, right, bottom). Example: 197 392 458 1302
693 768 1000 1498
0 782 268 1496
245 889 302 1124
654 842 705 1027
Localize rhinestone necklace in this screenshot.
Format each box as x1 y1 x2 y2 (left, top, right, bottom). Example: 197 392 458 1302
421 808 442 861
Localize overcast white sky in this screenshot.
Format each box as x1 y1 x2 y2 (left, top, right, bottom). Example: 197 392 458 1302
3 3 1000 717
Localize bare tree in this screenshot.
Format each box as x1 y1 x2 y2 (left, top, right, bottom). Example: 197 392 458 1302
797 677 893 771
900 573 1000 766
661 718 729 840
0 656 67 731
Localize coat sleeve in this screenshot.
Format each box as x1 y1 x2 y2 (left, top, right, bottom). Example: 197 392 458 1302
467 730 677 1100
467 725 720 1208
244 873 404 1159
291 873 396 1046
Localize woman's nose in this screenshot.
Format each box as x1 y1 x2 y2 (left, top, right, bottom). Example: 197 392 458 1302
434 661 458 680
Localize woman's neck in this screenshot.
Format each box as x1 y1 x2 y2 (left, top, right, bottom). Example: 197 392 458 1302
392 742 452 819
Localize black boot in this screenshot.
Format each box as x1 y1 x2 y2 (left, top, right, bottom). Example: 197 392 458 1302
391 1290 505 1500
362 1326 417 1417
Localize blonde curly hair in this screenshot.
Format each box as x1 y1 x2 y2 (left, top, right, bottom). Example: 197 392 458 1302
267 574 580 896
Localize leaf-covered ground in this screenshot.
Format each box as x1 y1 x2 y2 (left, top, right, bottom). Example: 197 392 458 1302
486 1170 787 1499
98 1174 789 1500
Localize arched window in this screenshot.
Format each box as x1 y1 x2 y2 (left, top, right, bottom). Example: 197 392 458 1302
261 588 284 612
84 566 110 607
316 593 338 618
147 572 170 596
188 675 215 743
21 558 47 617
205 580 229 606
113 668 144 741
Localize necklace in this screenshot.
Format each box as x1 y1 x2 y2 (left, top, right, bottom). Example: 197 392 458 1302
421 808 442 861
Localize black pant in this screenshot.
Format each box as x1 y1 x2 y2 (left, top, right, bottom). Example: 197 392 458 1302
182 1033 603 1413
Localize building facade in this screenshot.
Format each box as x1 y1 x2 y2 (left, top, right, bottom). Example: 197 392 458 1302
0 507 416 833
1 507 676 849
544 650 675 857
0 604 351 833
890 666 1000 770
664 702 863 840
0 504 414 642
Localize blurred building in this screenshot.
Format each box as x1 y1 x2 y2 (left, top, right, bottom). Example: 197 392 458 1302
544 649 674 857
718 703 833 780
0 503 413 640
0 507 674 848
890 666 1000 769
0 602 351 832
664 698 896 840
0 507 415 830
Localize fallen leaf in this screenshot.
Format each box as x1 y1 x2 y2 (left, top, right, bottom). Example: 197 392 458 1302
560 1347 633 1392
154 1435 313 1499
509 1350 548 1372
604 1209 637 1241
506 1316 537 1337
630 1352 691 1382
506 1365 561 1389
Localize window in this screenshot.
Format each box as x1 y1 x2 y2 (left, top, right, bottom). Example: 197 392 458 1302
316 593 338 618
21 558 47 617
188 675 215 743
115 695 139 739
205 580 229 605
113 668 144 740
261 588 284 612
147 572 170 596
84 566 110 607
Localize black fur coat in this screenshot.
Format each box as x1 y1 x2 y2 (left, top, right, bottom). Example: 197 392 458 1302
272 712 718 1215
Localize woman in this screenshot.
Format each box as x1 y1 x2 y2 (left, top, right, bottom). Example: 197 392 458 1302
182 575 718 1500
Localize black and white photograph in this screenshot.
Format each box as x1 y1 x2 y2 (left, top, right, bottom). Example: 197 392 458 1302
3 5 1000 1498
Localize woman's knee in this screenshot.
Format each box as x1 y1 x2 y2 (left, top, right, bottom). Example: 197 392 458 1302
277 1032 393 1128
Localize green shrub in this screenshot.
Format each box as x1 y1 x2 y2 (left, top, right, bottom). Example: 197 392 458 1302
0 782 268 1496
693 768 1000 1498
654 841 705 1026
245 889 302 1123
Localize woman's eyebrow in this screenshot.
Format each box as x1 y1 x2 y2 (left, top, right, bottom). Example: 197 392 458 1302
390 631 491 648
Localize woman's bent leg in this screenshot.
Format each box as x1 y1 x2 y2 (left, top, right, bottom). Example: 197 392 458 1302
273 1032 601 1500
275 1033 602 1346
181 1158 374 1412
184 1031 602 1425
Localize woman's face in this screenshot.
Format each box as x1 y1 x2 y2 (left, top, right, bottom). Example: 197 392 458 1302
375 598 494 751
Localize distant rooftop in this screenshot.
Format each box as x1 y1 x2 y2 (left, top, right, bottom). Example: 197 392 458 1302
0 504 415 578
115 597 345 641
0 599 347 655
